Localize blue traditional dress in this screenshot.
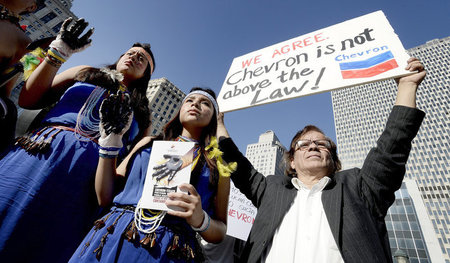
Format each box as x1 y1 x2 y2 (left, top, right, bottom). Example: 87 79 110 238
0 82 138 262
69 142 216 263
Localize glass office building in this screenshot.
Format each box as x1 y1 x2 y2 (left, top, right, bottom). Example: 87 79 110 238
386 182 431 262
332 36 450 262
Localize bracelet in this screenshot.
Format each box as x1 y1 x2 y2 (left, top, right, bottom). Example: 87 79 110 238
99 152 117 159
44 56 62 68
191 210 210 233
98 145 121 157
47 48 67 63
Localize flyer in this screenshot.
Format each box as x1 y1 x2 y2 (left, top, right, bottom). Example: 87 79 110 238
139 141 196 211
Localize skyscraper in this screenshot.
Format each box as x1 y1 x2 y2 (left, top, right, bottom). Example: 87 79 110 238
331 36 450 262
385 180 434 262
245 130 286 176
11 0 78 135
146 77 185 136
20 0 76 41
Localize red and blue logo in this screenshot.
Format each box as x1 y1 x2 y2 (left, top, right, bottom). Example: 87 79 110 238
339 51 398 79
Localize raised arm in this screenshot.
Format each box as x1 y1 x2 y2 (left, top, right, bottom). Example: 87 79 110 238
394 57 426 108
359 58 426 216
95 91 135 206
95 136 153 206
20 64 88 108
217 112 268 207
19 18 93 109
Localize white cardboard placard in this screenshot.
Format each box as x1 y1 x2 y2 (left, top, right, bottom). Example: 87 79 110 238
218 10 411 112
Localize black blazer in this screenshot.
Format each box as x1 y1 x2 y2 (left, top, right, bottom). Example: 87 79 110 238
220 106 424 263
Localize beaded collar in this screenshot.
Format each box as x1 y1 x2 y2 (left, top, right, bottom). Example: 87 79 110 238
0 5 23 32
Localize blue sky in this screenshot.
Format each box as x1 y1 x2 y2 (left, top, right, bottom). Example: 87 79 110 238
65 0 449 151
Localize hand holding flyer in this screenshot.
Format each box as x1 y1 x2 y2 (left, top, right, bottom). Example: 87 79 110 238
139 141 196 211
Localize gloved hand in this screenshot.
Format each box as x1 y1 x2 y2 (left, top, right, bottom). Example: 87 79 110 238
98 91 133 157
153 155 184 182
48 17 94 62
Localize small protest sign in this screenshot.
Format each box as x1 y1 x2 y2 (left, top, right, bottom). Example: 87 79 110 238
226 182 258 241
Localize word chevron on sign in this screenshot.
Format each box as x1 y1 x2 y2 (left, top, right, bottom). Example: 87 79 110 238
339 51 399 79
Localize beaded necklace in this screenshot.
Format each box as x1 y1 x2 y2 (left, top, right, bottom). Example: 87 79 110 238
74 68 126 141
74 86 106 141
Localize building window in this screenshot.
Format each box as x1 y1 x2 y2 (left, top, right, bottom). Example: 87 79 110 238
27 25 36 32
36 3 47 12
40 12 57 23
52 21 63 33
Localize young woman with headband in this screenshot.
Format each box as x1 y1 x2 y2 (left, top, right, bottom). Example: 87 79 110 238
69 87 232 262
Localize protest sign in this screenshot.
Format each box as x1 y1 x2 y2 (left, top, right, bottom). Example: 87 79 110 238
139 141 196 211
217 10 411 112
226 182 257 241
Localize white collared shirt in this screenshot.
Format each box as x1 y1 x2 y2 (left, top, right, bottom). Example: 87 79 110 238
263 177 344 263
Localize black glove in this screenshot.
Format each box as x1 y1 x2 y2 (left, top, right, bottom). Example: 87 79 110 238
100 91 133 136
49 17 94 61
98 91 133 157
60 17 93 50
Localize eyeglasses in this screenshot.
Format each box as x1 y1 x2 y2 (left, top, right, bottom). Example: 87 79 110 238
295 139 331 151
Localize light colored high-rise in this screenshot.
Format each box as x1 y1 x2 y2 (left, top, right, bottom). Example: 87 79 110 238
146 77 185 136
11 0 78 135
20 0 76 41
245 130 286 176
331 36 450 262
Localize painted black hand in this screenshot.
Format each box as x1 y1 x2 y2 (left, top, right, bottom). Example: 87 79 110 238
153 155 183 182
59 17 93 50
100 91 132 136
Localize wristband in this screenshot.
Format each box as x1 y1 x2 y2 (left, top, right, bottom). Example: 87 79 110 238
191 210 210 233
98 145 120 157
99 152 117 159
47 48 67 63
44 55 63 68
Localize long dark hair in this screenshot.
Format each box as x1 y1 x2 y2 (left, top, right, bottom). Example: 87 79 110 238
75 43 155 140
163 87 219 186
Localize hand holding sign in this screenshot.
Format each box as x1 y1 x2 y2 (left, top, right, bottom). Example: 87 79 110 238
217 11 412 112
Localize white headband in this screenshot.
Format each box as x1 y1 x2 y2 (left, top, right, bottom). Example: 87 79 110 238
182 90 219 115
129 47 154 73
